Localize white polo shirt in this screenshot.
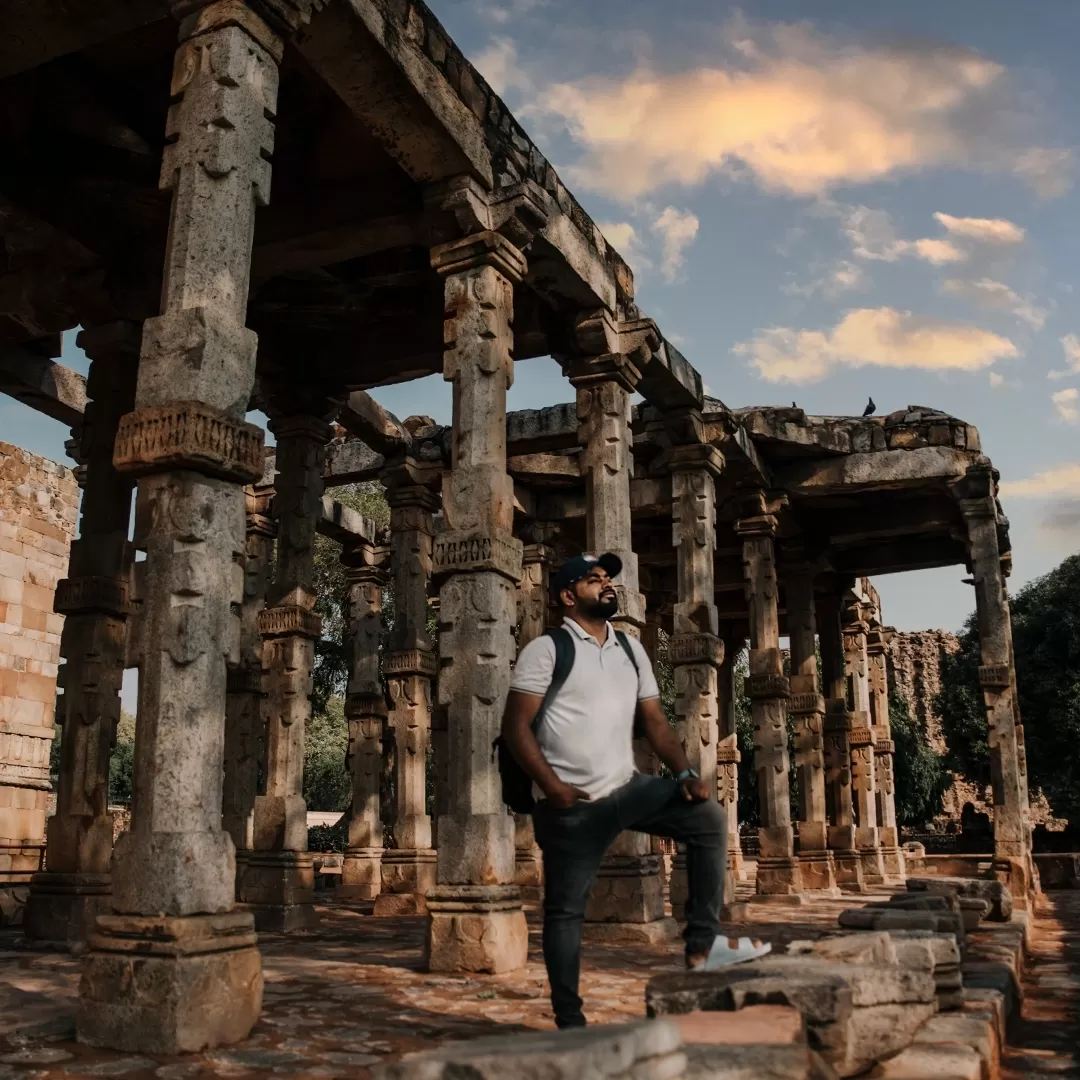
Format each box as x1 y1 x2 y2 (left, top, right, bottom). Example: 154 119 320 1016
509 618 661 800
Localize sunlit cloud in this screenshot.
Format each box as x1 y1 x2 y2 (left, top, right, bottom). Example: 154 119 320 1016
1052 388 1080 424
1047 334 1080 380
652 206 700 281
521 18 1069 202
911 237 967 264
735 306 1018 384
934 212 1025 245
1001 462 1080 498
941 278 1047 329
989 372 1005 389
783 259 866 299
597 220 651 270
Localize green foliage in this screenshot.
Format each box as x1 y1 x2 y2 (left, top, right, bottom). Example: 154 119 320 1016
307 818 348 853
303 696 351 813
109 712 137 804
937 553 1080 824
888 689 947 826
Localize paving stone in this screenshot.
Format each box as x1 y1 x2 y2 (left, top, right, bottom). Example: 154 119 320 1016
64 1059 157 1077
867 1043 982 1079
683 1043 813 1079
912 1013 997 1079
0 1047 73 1064
672 1005 803 1046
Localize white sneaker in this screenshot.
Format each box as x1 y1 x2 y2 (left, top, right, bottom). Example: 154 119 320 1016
691 936 772 971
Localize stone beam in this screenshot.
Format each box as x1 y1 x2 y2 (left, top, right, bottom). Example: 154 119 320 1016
636 338 703 412
336 391 409 457
0 0 169 80
322 439 385 486
316 495 380 545
0 345 87 427
505 403 578 454
506 453 579 481
776 447 975 496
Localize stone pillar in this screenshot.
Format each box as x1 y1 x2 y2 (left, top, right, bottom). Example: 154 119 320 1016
956 465 1031 898
241 415 330 931
868 628 904 882
78 1 282 1051
375 479 438 915
818 587 864 892
784 565 838 895
736 494 799 898
569 318 669 942
843 604 885 887
513 541 554 903
425 230 528 973
717 638 745 884
25 323 139 946
665 443 724 915
222 482 273 861
338 543 388 904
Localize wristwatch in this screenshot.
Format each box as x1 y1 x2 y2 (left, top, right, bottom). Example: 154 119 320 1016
675 768 699 784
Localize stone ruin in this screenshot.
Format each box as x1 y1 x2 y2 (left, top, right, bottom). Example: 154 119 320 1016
0 0 1038 1065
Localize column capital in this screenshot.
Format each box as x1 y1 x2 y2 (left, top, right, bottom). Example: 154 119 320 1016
174 0 285 57
745 673 791 699
268 413 334 445
661 443 724 476
735 489 786 538
669 632 724 668
566 351 642 393
430 230 527 284
385 476 441 513
424 175 549 250
342 549 390 581
432 528 523 583
54 575 132 618
522 542 557 566
76 320 143 359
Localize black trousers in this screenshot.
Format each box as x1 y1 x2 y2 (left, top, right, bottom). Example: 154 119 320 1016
532 772 727 1028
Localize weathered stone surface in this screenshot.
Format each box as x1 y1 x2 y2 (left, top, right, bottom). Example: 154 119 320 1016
866 1043 981 1080
788 932 897 966
907 877 1013 922
683 1044 813 1079
912 1013 998 1079
372 1020 685 1080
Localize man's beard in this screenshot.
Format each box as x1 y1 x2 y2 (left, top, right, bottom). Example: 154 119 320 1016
579 591 619 619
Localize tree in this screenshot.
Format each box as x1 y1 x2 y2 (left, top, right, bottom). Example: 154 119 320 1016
303 695 351 813
109 711 137 804
937 553 1080 825
888 688 947 826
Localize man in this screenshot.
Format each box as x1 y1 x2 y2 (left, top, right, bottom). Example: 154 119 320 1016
502 552 769 1030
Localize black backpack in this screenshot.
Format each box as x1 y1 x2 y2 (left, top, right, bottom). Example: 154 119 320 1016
494 626 640 814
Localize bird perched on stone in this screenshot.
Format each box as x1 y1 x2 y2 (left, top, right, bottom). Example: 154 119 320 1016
862 397 876 417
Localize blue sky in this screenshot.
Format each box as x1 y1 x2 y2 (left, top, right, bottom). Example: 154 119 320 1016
4 0 1079 637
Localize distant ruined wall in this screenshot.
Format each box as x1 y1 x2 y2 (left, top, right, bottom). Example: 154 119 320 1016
0 441 77 921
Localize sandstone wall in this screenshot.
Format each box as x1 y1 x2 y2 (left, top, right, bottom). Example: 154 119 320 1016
0 441 77 917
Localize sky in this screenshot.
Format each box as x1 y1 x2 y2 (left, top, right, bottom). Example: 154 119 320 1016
4 0 1080 639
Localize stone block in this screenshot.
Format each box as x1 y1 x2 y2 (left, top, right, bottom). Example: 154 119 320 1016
866 1043 981 1080
372 1019 685 1080
583 917 680 945
912 1013 997 1080
683 1044 814 1079
788 933 897 966
906 877 1012 922
425 886 528 973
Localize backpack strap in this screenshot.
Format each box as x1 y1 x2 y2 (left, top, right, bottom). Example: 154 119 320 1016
530 627 576 736
614 630 640 676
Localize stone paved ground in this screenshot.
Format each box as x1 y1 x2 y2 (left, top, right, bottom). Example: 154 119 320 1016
1002 891 1080 1079
0 880 860 1080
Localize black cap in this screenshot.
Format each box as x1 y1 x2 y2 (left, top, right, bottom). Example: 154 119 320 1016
551 552 623 597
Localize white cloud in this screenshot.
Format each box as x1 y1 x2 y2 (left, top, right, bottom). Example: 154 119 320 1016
934 212 1025 245
941 278 1047 329
526 18 1069 202
910 237 967 264
1013 147 1072 198
472 0 549 26
783 259 867 299
1047 334 1080 380
1053 388 1080 424
989 372 1005 388
1001 462 1080 498
596 220 650 270
735 306 1018 384
474 37 529 96
652 206 700 281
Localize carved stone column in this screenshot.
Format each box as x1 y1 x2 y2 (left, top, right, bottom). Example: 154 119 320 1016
717 637 745 885
241 414 330 931
78 1 286 1051
843 601 885 887
26 323 139 946
818 587 864 892
737 494 800 898
868 628 904 882
223 481 273 863
784 564 837 895
425 230 528 973
514 541 555 903
665 443 724 915
375 479 438 915
339 544 388 903
570 314 670 942
956 465 1031 901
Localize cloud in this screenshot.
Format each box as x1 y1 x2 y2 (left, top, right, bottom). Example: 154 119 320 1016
941 278 1047 329
471 0 548 26
1047 334 1080 380
1000 462 1080 498
989 372 1005 388
735 306 1018 384
474 36 531 96
527 18 1069 201
596 220 651 270
652 206 700 281
1042 500 1080 533
1053 388 1080 423
933 212 1025 245
783 259 867 299
910 237 967 264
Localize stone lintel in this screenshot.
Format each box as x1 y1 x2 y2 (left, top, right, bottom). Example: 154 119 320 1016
430 230 526 284
669 632 724 668
978 664 1011 689
385 649 438 679
432 529 523 583
113 402 265 483
745 673 791 700
566 351 642 394
258 604 322 640
661 443 724 475
789 692 826 715
53 575 130 618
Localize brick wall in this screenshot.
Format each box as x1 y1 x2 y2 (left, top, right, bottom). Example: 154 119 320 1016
0 441 78 917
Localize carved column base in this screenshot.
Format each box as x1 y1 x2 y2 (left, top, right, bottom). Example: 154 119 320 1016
856 828 887 887
77 912 262 1054
373 849 437 916
993 856 1034 911
514 813 543 903
236 850 318 931
337 847 383 903
878 827 906 883
753 856 803 898
828 825 866 892
796 851 840 896
425 885 527 974
24 872 112 946
584 852 668 931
